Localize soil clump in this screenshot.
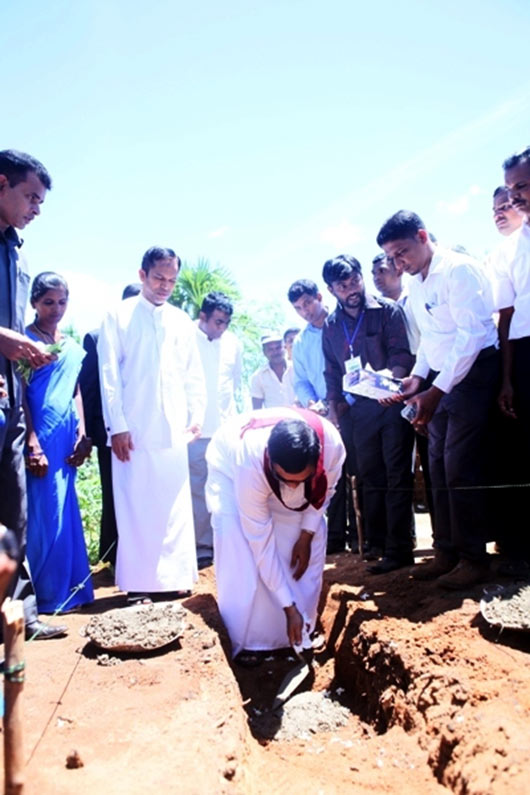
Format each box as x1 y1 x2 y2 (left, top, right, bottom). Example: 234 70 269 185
85 601 186 651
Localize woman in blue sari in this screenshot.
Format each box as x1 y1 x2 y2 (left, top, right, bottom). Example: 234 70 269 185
24 272 94 613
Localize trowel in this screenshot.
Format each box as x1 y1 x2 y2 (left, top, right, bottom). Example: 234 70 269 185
271 622 312 713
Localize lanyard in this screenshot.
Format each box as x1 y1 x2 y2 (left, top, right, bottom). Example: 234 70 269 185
342 310 365 358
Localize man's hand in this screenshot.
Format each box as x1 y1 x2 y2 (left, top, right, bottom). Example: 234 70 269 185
184 423 202 442
407 385 444 428
328 399 349 428
290 530 313 580
379 374 423 406
111 431 134 462
0 328 54 368
498 379 517 419
283 603 304 647
0 375 7 400
308 399 329 416
66 435 93 467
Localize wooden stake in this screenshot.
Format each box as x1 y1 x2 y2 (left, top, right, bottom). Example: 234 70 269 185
351 475 364 555
2 598 25 795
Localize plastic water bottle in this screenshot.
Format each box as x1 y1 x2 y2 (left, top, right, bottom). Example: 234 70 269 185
0 409 6 428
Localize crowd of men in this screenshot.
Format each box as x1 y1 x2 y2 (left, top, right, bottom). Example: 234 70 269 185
1 144 530 658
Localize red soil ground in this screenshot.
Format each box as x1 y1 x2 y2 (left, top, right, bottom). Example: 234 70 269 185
2 548 529 794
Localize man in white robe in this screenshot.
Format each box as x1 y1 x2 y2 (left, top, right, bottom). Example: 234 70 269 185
98 247 206 599
206 407 345 659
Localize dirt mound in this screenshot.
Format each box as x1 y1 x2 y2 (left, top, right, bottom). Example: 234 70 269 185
85 601 186 651
320 554 530 794
253 690 351 741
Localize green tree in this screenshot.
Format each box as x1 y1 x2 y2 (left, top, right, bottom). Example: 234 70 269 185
169 257 240 319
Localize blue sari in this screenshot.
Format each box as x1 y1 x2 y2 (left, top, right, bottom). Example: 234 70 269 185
25 332 94 613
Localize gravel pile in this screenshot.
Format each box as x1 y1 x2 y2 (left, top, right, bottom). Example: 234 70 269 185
481 584 530 630
253 691 351 741
86 602 187 652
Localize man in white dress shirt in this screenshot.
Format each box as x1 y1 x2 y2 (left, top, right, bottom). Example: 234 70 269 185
377 211 499 589
98 247 206 601
250 333 296 409
492 149 530 570
492 185 523 238
206 408 345 660
188 291 242 569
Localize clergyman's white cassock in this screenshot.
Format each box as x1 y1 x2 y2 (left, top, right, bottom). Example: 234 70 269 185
206 408 345 656
98 294 206 592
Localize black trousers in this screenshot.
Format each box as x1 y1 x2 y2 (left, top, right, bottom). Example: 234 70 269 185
349 398 415 560
97 445 118 565
428 350 499 563
0 406 38 624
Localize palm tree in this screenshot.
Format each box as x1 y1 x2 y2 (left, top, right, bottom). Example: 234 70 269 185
169 258 240 319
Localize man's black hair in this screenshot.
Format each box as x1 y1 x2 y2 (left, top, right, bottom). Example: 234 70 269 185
141 247 181 275
283 327 300 342
30 271 68 303
503 146 530 171
0 149 52 190
376 210 426 248
267 419 320 474
372 253 386 267
287 279 319 303
493 185 509 200
200 291 234 318
122 283 142 300
322 254 362 287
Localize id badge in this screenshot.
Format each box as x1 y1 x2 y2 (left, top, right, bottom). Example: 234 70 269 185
345 356 361 375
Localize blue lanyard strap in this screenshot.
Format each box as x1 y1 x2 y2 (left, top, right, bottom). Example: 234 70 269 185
342 310 365 357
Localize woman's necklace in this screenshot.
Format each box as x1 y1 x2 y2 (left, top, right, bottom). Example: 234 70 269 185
32 321 56 345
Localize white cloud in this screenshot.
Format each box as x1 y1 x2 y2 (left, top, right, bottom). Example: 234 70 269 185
319 220 364 249
207 225 230 239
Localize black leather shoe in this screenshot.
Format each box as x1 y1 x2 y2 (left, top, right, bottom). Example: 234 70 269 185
363 546 384 562
25 621 68 640
367 556 414 575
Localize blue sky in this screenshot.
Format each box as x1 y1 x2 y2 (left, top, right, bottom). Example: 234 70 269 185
3 0 530 333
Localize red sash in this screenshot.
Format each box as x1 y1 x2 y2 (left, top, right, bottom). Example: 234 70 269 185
240 408 327 511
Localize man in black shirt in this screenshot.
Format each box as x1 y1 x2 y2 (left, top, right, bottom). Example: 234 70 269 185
0 150 66 639
322 255 415 573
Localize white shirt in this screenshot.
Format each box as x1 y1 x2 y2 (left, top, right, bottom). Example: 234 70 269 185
250 361 296 407
98 294 206 449
410 248 497 393
206 408 346 608
490 221 530 340
195 323 242 437
397 288 421 355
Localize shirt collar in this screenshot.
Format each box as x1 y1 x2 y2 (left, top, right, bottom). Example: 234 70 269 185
0 226 22 247
138 293 165 313
427 249 445 277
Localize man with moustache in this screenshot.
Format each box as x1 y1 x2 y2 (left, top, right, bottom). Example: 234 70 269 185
492 185 523 238
321 255 415 573
377 211 498 589
98 247 206 602
0 149 66 639
250 333 296 409
491 148 530 571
